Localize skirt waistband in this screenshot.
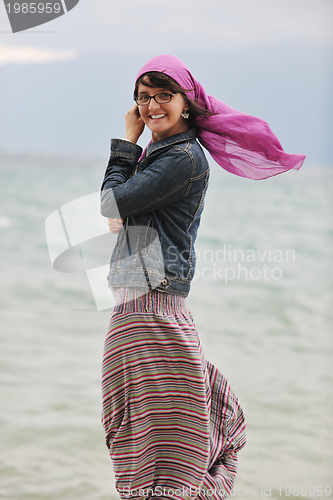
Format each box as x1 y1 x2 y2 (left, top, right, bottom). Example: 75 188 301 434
111 287 190 317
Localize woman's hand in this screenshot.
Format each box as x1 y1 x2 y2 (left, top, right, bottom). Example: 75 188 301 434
107 218 124 234
124 104 145 144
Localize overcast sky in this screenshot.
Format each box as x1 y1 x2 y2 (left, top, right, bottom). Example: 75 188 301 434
0 0 332 163
1 0 332 56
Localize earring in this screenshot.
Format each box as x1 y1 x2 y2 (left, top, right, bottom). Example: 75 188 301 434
181 110 189 119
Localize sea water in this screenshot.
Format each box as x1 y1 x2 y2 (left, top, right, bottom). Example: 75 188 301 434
0 151 332 500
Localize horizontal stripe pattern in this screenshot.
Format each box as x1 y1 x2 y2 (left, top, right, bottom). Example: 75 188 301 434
102 289 246 500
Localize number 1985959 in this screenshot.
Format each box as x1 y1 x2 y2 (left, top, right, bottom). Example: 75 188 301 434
277 486 331 497
6 3 61 13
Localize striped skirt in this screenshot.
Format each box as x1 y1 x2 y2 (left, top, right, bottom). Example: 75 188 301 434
102 289 246 500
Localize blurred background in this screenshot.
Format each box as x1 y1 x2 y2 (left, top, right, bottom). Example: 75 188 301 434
0 1 332 499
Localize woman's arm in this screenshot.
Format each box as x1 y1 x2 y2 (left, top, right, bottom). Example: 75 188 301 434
100 141 195 219
101 138 143 190
102 104 146 189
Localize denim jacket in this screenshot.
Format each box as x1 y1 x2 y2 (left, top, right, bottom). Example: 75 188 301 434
100 129 210 297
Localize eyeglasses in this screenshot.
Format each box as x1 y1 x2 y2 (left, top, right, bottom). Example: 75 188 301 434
134 92 178 106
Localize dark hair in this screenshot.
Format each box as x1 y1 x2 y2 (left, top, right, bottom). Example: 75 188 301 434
134 72 215 126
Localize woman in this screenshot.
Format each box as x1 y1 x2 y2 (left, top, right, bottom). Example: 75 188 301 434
100 55 305 500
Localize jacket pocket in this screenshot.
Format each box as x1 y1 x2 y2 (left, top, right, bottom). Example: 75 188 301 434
113 215 160 269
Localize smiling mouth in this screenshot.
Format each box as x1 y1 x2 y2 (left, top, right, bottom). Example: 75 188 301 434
150 114 167 119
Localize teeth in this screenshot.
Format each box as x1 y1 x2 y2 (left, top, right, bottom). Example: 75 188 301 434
150 114 166 119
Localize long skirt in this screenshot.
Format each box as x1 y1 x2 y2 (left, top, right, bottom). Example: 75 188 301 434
102 289 246 500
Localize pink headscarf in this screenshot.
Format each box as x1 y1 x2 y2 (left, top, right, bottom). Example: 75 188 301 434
136 54 305 180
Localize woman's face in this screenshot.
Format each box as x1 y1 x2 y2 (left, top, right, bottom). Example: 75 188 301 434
137 80 189 143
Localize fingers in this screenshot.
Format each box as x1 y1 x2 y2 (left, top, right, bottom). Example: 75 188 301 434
107 218 124 234
125 104 140 121
124 104 145 143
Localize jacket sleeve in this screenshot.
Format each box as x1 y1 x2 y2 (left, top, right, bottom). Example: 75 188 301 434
101 139 195 218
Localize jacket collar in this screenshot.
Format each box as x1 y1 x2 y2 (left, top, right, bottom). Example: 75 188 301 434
145 129 197 157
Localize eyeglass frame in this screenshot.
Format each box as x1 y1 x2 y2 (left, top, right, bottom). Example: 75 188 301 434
134 92 178 106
